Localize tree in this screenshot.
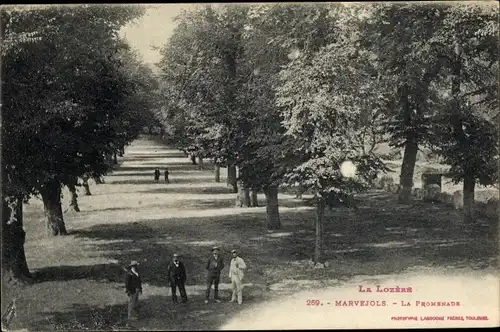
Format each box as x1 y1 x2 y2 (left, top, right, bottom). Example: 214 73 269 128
158 5 249 193
360 3 451 203
234 3 339 228
2 5 146 237
275 5 387 262
429 3 499 222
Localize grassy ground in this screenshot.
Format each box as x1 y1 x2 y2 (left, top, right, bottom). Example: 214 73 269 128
2 135 498 331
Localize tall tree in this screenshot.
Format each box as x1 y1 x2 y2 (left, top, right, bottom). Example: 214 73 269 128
2 4 146 238
158 5 249 193
429 2 498 222
237 3 338 228
362 3 448 203
275 4 386 262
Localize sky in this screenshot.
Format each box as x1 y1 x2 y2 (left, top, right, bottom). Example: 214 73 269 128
119 4 200 68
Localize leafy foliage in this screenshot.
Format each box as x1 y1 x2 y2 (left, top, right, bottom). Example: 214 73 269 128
1 5 148 198
427 2 499 186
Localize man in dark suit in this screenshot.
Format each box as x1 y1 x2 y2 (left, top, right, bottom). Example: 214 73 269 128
164 168 170 183
125 260 142 324
205 246 224 304
167 253 188 303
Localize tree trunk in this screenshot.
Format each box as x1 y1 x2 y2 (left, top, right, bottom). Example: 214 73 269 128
227 165 237 193
463 173 475 222
264 185 281 230
82 177 91 196
450 37 473 221
2 197 32 283
214 165 221 182
113 153 118 164
190 154 197 165
198 157 204 170
67 183 80 212
236 181 251 207
40 181 68 236
398 137 418 203
314 198 326 264
250 188 258 207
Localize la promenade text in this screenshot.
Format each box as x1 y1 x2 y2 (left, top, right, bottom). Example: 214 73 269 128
305 285 461 307
305 300 461 307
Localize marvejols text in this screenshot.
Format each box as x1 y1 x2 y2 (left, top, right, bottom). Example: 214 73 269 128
336 300 386 306
305 300 387 306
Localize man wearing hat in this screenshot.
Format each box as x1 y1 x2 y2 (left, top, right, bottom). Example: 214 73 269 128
229 249 247 305
167 253 188 303
205 246 224 304
125 260 142 322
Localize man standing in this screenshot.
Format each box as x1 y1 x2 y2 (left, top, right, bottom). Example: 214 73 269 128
154 168 160 182
164 168 170 183
125 261 142 324
229 249 247 305
167 253 188 304
205 246 224 304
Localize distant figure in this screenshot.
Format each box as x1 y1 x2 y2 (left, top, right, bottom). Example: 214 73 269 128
164 169 170 183
125 261 142 324
167 253 188 304
205 246 224 304
229 249 247 305
154 168 160 182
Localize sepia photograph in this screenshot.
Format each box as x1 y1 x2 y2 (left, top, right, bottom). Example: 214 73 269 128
1 2 499 330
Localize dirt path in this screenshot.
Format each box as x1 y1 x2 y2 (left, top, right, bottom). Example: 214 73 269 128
4 135 498 330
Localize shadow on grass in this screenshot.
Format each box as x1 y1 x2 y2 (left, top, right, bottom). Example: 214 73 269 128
34 264 126 284
107 170 215 178
139 186 235 195
35 194 498 289
83 198 312 213
107 171 160 177
27 293 253 331
137 185 304 196
108 177 215 185
117 164 205 172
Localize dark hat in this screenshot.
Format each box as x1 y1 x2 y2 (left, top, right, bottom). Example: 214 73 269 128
212 246 220 251
129 260 139 267
231 249 237 253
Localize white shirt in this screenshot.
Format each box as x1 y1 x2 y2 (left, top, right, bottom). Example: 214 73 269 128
229 256 247 280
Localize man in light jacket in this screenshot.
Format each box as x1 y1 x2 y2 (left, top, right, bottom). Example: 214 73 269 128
228 249 247 305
